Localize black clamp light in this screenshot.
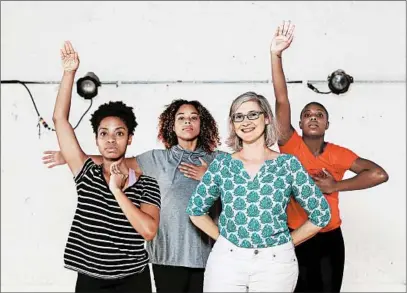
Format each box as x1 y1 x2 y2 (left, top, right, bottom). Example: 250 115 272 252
307 69 354 95
76 72 101 99
327 69 354 95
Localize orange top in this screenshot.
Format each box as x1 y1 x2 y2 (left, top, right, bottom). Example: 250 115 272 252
279 130 358 232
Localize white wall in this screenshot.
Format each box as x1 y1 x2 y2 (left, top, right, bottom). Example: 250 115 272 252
1 1 405 292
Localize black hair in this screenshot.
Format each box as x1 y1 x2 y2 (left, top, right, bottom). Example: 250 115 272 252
90 101 137 135
300 102 329 120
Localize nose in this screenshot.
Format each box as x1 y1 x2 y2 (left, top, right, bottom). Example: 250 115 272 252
107 135 116 143
243 116 250 122
310 116 317 121
242 116 252 124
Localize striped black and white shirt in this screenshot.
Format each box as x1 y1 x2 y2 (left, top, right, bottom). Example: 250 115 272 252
64 158 161 279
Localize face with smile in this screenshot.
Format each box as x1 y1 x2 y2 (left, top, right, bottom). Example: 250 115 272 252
232 100 269 145
173 104 201 143
96 116 132 161
299 104 329 138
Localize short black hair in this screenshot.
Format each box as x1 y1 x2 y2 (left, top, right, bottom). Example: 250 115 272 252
90 101 137 135
300 102 329 120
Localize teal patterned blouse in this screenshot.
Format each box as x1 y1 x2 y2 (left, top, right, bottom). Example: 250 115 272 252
186 153 331 248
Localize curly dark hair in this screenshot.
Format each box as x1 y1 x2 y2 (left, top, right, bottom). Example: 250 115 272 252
90 101 137 135
157 99 220 153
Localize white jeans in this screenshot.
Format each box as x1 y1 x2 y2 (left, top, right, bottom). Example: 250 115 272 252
204 235 299 292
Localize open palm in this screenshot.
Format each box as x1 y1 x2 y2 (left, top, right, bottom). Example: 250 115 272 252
270 21 295 55
60 41 80 72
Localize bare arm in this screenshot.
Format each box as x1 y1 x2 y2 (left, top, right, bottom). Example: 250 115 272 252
43 151 142 175
112 189 160 241
52 41 87 176
313 158 389 194
189 215 220 241
338 158 389 191
291 220 321 246
270 21 295 145
109 161 159 241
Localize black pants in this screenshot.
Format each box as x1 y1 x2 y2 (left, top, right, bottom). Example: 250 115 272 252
152 264 204 293
294 227 345 293
75 266 152 292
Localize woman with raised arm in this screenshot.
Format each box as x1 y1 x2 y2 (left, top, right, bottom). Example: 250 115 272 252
44 98 222 293
270 21 389 292
186 91 331 292
53 41 161 292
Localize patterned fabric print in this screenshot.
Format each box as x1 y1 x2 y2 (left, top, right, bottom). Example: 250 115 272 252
186 153 331 249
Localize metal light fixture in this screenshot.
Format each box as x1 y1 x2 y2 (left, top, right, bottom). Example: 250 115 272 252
327 69 353 95
76 72 101 99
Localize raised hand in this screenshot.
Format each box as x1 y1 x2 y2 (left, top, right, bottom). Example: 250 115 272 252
60 41 80 72
270 20 295 56
178 158 208 181
42 150 66 168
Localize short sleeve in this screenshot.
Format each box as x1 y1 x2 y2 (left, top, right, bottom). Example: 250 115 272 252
140 176 161 209
135 150 155 176
334 145 359 170
279 129 302 154
73 157 95 184
186 157 222 216
288 156 331 228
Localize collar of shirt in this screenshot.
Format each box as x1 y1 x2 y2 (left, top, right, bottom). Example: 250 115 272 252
170 144 207 182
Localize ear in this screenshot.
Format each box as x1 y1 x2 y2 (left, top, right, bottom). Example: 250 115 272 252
265 117 270 125
325 121 330 130
299 120 303 130
127 134 133 145
95 135 99 147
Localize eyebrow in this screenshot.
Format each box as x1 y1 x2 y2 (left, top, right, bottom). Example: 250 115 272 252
235 110 259 114
98 127 126 131
176 112 199 116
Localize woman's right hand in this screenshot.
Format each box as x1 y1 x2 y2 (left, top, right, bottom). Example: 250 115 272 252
61 41 80 72
42 150 66 168
178 158 208 181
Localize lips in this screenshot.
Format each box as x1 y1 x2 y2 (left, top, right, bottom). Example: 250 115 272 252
308 123 319 129
241 127 255 133
106 147 117 152
183 127 193 131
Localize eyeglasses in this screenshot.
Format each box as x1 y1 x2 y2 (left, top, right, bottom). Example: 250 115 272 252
232 111 264 123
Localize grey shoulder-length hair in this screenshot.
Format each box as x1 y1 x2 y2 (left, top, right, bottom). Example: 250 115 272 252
226 91 280 152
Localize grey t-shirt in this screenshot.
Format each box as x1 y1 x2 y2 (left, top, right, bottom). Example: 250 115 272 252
136 145 222 268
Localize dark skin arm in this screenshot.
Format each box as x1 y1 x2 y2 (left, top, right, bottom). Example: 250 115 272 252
270 21 296 145
312 158 389 194
42 151 143 176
